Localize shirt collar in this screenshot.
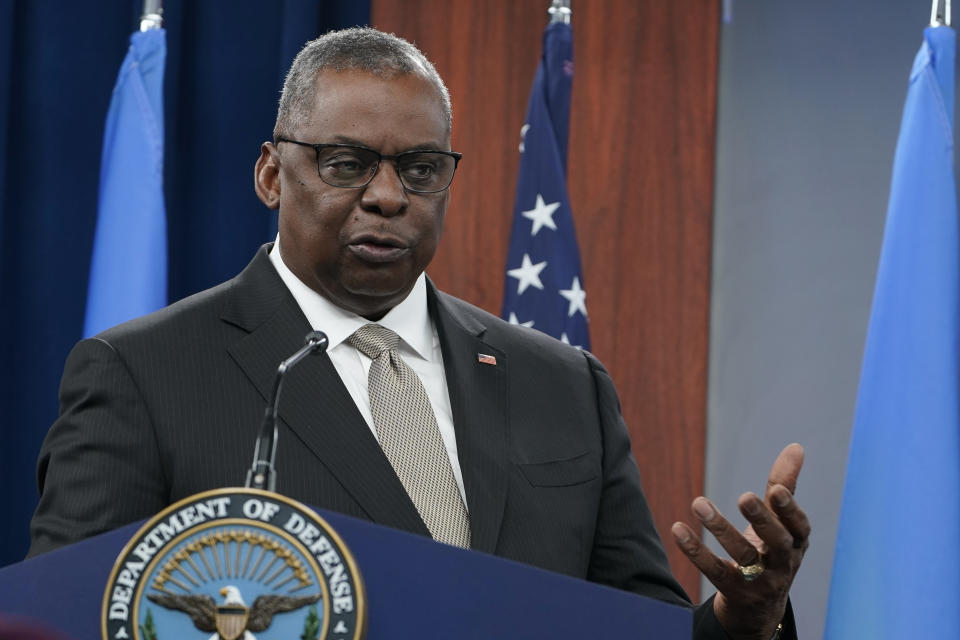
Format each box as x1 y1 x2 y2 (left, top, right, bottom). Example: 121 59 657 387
268 237 434 361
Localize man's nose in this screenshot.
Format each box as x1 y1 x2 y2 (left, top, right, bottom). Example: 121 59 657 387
360 160 408 216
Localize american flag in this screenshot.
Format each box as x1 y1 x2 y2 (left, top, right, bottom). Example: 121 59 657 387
501 20 589 350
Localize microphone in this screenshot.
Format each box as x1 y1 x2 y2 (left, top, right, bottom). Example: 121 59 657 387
245 330 329 491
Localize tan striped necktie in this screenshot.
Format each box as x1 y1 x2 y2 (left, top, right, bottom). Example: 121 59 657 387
348 323 471 548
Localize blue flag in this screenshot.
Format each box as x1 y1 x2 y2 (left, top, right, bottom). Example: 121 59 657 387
84 28 167 337
501 21 589 349
824 26 960 638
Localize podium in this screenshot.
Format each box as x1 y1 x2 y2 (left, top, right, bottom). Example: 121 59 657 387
0 507 691 639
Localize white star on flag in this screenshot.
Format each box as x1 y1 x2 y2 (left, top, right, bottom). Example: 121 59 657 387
559 276 587 317
559 332 583 350
508 312 535 328
507 254 547 294
521 194 560 236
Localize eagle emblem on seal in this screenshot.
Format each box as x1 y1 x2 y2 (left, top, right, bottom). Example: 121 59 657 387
148 585 321 640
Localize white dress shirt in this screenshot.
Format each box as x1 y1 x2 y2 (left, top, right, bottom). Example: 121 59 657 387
268 239 467 505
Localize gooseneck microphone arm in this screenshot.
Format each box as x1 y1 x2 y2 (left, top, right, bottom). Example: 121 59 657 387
246 330 329 491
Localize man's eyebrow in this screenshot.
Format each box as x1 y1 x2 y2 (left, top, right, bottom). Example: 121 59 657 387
327 135 373 148
404 143 446 152
326 135 448 153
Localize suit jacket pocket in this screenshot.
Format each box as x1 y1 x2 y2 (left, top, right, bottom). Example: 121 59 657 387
517 452 598 487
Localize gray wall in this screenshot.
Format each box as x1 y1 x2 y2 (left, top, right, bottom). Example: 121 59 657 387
705 1 944 636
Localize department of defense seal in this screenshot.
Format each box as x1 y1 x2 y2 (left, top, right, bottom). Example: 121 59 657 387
101 488 366 640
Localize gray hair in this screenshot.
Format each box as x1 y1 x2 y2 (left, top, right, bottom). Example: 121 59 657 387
273 27 452 140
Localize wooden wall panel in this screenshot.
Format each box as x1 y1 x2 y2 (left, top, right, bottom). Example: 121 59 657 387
372 1 719 598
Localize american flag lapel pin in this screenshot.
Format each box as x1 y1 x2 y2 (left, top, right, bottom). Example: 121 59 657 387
477 353 497 366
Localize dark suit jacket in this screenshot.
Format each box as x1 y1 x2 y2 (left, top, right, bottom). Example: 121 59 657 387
30 245 772 638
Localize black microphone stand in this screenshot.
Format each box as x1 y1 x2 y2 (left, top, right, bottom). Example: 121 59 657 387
245 330 329 491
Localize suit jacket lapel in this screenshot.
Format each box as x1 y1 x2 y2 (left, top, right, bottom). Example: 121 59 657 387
222 247 430 537
429 284 510 554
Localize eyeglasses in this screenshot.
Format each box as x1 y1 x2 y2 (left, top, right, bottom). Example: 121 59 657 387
275 138 462 193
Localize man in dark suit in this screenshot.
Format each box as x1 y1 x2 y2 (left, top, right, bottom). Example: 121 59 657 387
30 28 807 639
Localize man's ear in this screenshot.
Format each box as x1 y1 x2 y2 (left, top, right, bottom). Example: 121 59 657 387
254 142 281 209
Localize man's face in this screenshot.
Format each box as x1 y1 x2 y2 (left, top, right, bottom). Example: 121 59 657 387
256 69 451 320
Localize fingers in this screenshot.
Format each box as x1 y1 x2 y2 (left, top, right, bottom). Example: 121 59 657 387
738 489 810 566
670 521 741 592
766 443 804 497
738 493 792 565
691 497 760 566
760 444 810 555
673 444 807 640
767 484 811 551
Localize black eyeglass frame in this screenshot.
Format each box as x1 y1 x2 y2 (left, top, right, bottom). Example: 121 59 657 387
275 137 463 193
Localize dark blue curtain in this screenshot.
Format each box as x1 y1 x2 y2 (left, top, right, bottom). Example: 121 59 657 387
0 0 370 567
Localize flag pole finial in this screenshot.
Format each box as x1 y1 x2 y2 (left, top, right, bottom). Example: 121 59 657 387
140 0 163 31
548 0 571 25
931 0 951 27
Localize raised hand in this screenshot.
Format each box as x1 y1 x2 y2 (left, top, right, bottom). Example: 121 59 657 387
671 443 810 640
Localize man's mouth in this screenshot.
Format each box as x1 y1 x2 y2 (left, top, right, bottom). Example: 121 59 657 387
348 235 409 263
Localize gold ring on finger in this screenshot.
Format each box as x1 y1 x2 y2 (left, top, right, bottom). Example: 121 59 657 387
737 560 765 582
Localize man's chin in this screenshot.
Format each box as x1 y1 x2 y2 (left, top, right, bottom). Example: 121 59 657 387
337 281 416 319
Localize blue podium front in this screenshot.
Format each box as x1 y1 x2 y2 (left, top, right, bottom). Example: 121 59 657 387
0 506 691 639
